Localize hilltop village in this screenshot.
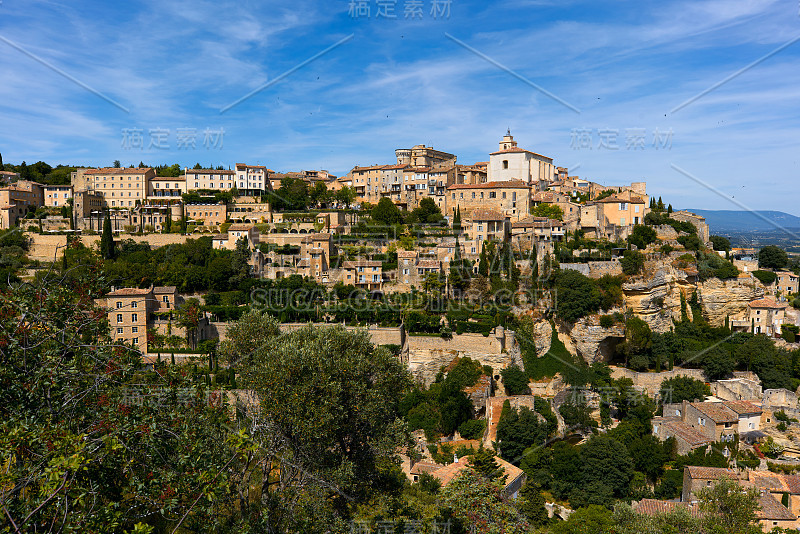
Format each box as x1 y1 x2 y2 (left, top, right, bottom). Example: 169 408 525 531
5 134 800 533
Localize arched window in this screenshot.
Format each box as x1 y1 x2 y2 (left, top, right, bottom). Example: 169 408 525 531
503 160 509 169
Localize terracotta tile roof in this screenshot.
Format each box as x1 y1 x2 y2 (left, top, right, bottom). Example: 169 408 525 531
748 297 788 309
690 402 739 423
312 233 331 241
489 147 553 160
344 260 382 268
410 461 442 476
213 234 228 240
447 180 529 190
431 455 524 488
227 224 255 232
723 400 762 415
235 163 268 170
107 287 151 297
686 466 738 480
469 209 506 221
749 471 800 494
757 492 796 520
84 167 153 175
416 260 442 269
634 499 701 518
661 420 714 447
153 286 176 294
184 169 235 175
397 251 418 258
594 192 646 204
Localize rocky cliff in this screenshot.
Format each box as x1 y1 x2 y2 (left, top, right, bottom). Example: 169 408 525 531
698 276 763 327
407 348 521 387
622 264 695 333
565 319 626 363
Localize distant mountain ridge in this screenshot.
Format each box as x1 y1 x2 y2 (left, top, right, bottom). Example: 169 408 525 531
681 209 800 233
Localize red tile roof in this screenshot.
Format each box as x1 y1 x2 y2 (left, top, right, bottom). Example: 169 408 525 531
85 167 153 175
469 209 506 221
686 466 738 480
489 147 553 160
757 492 797 520
723 400 762 415
634 499 701 518
184 169 235 175
690 402 739 423
447 180 529 190
748 297 788 309
107 287 151 296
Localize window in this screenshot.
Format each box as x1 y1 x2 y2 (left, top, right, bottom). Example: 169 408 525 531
163 295 169 303
132 327 138 333
502 192 506 199
132 337 138 345
503 160 509 169
131 313 138 322
699 417 706 426
131 301 138 308
116 301 123 309
117 327 123 334
116 314 123 323
619 202 627 210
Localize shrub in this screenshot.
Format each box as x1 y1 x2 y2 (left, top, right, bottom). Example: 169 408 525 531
458 419 486 440
621 250 645 275
752 270 777 285
778 422 788 432
599 315 615 328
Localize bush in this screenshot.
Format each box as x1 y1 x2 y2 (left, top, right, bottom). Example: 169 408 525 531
501 364 531 395
778 422 788 432
599 315 615 328
621 250 644 275
458 419 486 440
677 234 701 251
752 270 777 285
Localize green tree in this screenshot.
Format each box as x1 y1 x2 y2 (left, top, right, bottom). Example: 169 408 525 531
621 249 645 275
660 376 711 403
518 482 549 527
701 345 735 381
371 197 403 225
710 235 731 252
335 185 357 208
555 269 603 323
500 363 530 395
238 325 413 531
470 445 505 481
100 211 115 259
619 316 653 370
532 203 564 220
758 245 788 270
176 298 202 349
552 504 613 534
439 470 530 534
496 403 548 463
628 224 657 250
696 477 762 534
113 159 121 168
408 197 444 224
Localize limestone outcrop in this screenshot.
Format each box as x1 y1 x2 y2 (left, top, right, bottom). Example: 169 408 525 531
623 265 694 333
566 319 626 363
407 348 520 387
698 276 763 327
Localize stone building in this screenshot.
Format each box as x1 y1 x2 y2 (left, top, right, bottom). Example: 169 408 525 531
487 131 554 189
100 286 180 352
43 184 73 207
446 181 532 222
183 168 236 192
83 167 155 208
0 180 44 228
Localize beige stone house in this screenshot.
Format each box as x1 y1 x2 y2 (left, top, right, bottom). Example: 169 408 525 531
183 168 236 192
101 286 180 352
43 185 73 207
84 167 154 208
446 181 531 222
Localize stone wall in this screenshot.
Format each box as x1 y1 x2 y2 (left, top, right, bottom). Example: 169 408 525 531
560 260 623 279
407 330 508 354
27 232 202 262
279 323 404 347
407 348 520 387
28 234 68 262
610 367 759 395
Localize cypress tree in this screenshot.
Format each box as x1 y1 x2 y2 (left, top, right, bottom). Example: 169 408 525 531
667 204 673 214
171 353 175 366
0 152 3 171
100 211 115 259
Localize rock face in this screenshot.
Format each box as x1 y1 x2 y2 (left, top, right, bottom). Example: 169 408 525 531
623 265 695 333
532 320 553 355
406 349 520 387
698 277 763 327
566 319 626 364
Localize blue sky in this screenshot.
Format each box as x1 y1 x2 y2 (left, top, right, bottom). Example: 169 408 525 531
1 0 799 213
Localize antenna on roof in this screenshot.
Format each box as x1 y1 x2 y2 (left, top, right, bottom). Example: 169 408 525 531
507 127 511 136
